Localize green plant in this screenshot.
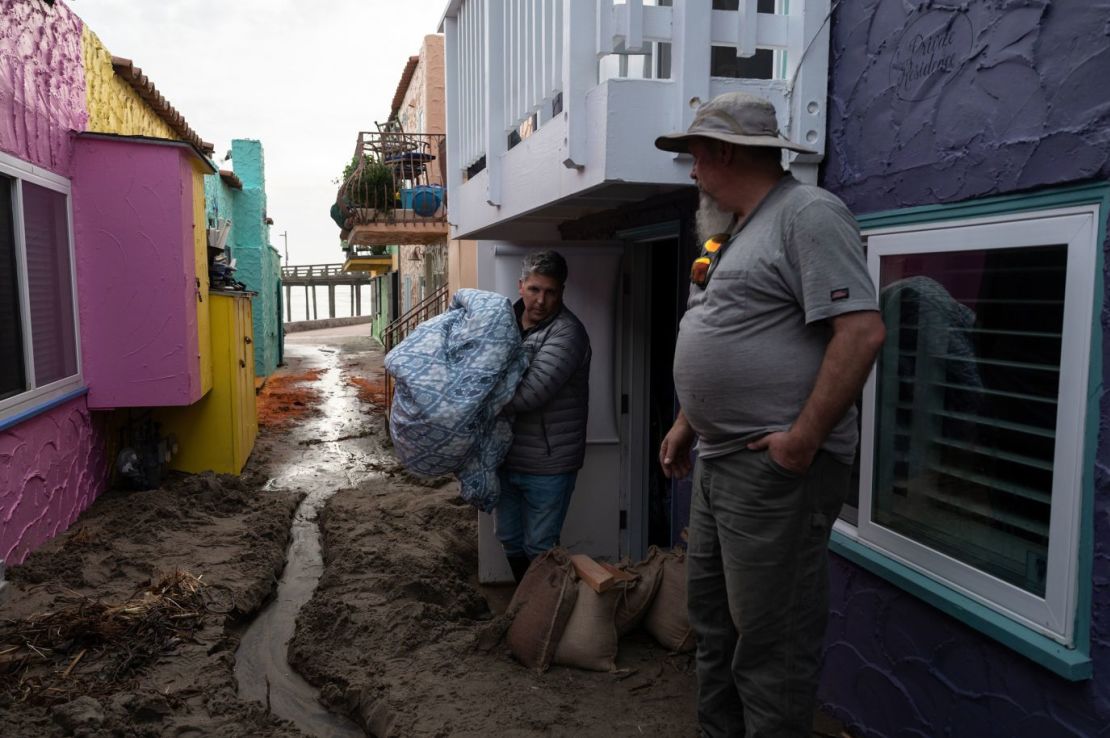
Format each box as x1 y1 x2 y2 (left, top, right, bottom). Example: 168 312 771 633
341 154 397 209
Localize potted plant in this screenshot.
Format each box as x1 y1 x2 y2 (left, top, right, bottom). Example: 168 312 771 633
340 154 398 213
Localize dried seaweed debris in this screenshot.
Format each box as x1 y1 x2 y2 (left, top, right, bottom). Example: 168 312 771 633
0 570 209 705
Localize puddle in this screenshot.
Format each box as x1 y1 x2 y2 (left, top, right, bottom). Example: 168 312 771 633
235 337 389 737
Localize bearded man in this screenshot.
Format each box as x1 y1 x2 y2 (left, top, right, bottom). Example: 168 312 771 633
656 93 886 737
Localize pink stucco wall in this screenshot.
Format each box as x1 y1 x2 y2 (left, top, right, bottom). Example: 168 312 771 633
0 0 105 566
72 136 203 409
0 396 108 565
0 0 87 175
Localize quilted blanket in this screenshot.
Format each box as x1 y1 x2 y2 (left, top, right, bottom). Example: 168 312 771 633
384 289 527 511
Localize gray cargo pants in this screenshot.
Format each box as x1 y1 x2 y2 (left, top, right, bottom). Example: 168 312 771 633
687 448 850 738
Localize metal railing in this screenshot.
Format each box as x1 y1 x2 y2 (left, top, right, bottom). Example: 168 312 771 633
281 264 349 279
383 284 450 353
335 129 448 231
383 283 451 419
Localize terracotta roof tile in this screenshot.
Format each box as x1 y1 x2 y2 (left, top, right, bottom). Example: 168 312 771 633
390 56 420 121
219 169 243 189
110 56 215 155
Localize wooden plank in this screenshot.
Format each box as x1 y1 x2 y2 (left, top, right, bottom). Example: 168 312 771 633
570 554 616 593
600 562 637 583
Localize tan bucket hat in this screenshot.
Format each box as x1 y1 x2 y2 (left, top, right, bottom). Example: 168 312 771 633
654 92 816 155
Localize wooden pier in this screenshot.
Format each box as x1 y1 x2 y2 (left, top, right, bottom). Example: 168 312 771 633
281 264 375 322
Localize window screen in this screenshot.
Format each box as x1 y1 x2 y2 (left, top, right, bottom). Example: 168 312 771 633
22 181 78 387
0 176 25 401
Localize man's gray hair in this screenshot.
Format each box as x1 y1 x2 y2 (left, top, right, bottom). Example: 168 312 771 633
521 250 568 285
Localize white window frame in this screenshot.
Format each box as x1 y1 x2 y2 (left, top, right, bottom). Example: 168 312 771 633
839 204 1098 647
0 150 83 424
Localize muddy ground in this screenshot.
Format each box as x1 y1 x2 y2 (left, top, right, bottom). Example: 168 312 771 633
290 477 702 737
0 327 849 738
0 468 304 738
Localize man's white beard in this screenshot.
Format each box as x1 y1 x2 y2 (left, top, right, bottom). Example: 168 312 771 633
696 191 735 245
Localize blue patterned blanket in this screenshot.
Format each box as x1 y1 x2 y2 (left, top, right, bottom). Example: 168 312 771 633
384 289 527 511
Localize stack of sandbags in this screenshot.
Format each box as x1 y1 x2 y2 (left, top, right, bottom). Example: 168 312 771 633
506 546 695 674
506 549 578 672
552 554 637 672
640 546 695 652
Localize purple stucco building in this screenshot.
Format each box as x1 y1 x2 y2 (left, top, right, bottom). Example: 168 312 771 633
818 2 1110 735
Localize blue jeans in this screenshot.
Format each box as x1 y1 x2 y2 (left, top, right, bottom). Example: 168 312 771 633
495 470 578 559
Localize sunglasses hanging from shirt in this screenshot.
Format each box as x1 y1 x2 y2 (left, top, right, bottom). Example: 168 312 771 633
690 233 732 288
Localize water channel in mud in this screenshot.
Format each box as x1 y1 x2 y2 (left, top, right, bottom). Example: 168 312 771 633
235 330 389 737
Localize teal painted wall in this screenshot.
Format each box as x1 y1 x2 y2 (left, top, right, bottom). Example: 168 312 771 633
205 139 283 376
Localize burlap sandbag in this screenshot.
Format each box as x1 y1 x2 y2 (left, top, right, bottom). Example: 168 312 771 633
506 548 578 672
614 549 665 636
553 579 624 672
643 548 695 652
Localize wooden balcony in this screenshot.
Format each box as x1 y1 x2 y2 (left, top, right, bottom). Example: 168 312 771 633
343 246 395 276
440 0 831 240
335 129 449 247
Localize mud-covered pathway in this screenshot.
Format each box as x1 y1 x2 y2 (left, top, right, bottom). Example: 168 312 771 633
0 325 851 738
0 326 394 738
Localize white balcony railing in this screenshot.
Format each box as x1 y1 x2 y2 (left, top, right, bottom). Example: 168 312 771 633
442 0 830 228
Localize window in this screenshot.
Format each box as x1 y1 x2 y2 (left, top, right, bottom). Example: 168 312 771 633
0 152 81 423
845 203 1099 648
650 0 780 81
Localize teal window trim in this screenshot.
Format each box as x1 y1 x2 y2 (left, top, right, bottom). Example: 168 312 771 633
838 180 1110 682
830 531 1092 680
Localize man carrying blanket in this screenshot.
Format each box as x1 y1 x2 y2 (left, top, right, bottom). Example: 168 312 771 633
498 251 591 583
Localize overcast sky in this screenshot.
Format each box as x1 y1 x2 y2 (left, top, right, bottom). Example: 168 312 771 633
69 0 448 266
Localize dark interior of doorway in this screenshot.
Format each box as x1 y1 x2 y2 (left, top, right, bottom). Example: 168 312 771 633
647 237 684 548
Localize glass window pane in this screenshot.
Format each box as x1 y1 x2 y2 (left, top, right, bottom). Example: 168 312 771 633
873 245 1066 596
22 181 77 386
0 176 26 401
710 46 775 79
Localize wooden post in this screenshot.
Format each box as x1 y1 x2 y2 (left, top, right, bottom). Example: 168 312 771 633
444 15 463 214
786 0 830 184
737 0 758 59
328 285 336 319
311 285 318 320
484 0 505 205
285 285 292 322
355 284 362 315
672 0 712 138
561 0 596 169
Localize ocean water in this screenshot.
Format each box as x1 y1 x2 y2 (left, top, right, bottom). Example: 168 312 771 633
284 284 375 323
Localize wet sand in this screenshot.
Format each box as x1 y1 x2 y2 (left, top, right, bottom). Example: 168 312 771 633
0 326 848 737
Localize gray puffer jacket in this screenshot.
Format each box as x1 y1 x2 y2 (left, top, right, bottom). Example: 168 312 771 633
503 301 591 474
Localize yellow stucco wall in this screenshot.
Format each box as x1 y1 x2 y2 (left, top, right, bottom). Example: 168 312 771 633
82 27 179 139
191 163 213 396
158 294 257 474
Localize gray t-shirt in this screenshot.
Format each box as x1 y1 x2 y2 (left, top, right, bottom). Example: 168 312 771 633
673 175 877 463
